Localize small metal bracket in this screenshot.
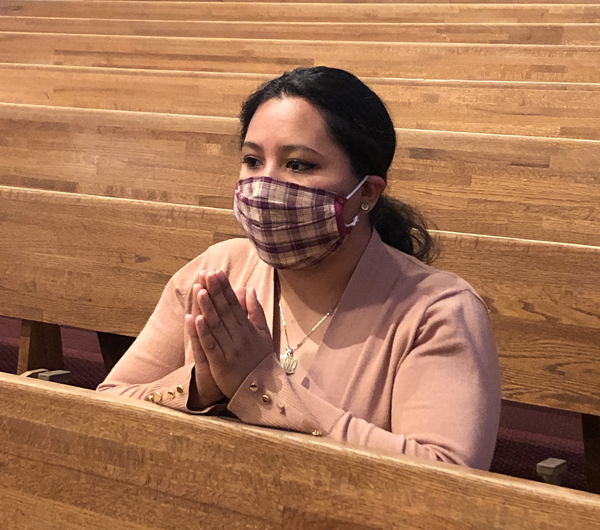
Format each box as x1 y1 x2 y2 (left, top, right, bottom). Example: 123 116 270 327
536 458 567 486
20 369 72 384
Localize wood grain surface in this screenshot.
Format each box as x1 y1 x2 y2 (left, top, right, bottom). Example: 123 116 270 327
3 1 600 23
2 185 600 414
18 0 600 4
434 233 600 414
1 32 599 82
1 64 600 140
0 185 241 333
2 17 600 45
1 103 599 246
1 372 600 530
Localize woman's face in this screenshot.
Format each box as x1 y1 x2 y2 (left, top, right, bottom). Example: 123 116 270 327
240 96 359 199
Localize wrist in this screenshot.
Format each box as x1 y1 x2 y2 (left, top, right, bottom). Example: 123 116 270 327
188 367 224 411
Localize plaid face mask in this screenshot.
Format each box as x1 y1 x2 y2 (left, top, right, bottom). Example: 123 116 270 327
233 175 369 270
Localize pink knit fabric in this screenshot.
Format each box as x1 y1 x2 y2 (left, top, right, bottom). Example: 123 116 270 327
98 231 501 470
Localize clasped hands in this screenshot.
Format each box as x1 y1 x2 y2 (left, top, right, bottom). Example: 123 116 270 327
185 270 274 410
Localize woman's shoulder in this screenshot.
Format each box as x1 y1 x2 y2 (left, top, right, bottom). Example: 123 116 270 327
201 237 255 263
372 243 493 340
379 239 483 306
168 237 259 290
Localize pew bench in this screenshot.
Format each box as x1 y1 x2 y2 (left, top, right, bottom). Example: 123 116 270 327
5 0 599 5
1 65 600 140
3 1 600 23
0 32 599 82
2 183 600 491
1 103 599 247
2 184 599 416
1 17 600 45
2 372 600 529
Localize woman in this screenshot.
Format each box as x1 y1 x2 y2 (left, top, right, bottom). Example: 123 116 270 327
98 66 501 470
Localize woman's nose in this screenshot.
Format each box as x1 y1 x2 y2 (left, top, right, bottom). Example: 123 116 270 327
261 162 290 183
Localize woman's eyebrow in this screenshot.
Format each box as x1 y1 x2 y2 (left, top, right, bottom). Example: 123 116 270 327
242 142 322 157
280 144 321 156
241 141 262 152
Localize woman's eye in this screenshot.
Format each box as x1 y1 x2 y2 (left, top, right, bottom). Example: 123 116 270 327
286 159 316 171
242 155 261 169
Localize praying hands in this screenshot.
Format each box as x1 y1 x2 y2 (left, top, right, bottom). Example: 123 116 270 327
185 270 274 410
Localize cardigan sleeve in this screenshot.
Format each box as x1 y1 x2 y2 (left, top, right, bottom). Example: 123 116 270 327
96 260 226 415
227 289 501 470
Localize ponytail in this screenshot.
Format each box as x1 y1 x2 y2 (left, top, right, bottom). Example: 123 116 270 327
370 195 438 264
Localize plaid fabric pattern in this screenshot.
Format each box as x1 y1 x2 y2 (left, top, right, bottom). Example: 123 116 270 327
233 176 345 270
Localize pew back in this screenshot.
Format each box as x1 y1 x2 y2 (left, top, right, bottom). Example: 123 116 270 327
2 372 600 529
3 2 600 23
13 0 600 4
2 182 600 417
2 103 599 246
2 17 600 45
1 32 599 82
1 65 600 140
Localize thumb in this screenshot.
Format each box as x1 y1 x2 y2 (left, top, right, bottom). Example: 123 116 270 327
246 288 269 332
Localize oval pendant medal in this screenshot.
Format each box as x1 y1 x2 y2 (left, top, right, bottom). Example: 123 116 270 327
280 348 297 375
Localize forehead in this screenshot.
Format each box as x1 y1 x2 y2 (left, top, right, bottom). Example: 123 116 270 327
245 97 331 148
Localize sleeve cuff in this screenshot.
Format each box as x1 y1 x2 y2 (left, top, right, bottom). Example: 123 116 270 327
129 364 227 416
227 354 346 437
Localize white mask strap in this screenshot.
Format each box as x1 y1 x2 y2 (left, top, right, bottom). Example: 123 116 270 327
344 215 360 229
343 175 371 228
345 175 370 200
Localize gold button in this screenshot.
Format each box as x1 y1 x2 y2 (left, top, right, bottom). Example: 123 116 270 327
261 394 271 404
167 390 175 399
146 394 154 402
277 403 285 414
250 383 258 392
153 392 162 404
176 385 184 394
311 429 322 437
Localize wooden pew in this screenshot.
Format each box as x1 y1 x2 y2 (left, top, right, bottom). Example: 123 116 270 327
21 0 600 4
1 65 600 140
3 373 600 529
1 32 599 83
1 103 599 246
2 109 600 481
2 17 600 45
2 184 600 421
18 0 600 4
0 186 240 338
3 1 600 23
3 184 600 490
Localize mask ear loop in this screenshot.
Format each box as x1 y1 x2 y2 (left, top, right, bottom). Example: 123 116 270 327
345 175 370 201
343 175 371 229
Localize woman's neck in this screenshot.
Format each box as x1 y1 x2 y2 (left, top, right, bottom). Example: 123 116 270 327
277 224 373 317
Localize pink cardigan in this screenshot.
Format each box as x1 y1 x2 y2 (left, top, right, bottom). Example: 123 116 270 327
98 231 501 470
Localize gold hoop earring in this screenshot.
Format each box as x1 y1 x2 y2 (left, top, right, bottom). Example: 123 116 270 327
360 202 370 211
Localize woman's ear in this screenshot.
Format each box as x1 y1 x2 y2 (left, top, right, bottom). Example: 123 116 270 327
360 175 387 210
